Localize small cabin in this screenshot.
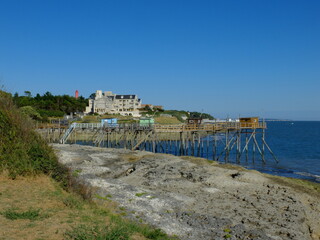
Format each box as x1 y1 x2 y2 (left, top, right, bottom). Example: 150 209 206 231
239 117 259 128
101 118 118 127
187 118 202 125
139 118 154 127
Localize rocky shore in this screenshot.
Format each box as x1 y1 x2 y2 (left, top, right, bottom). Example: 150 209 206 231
53 144 320 240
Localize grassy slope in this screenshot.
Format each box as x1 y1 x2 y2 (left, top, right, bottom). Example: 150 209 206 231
154 116 181 124
0 91 67 181
0 174 175 240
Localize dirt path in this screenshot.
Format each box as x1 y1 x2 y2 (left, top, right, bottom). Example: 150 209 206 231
53 144 320 240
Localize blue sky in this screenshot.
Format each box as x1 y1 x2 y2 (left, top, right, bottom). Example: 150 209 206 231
1 0 319 120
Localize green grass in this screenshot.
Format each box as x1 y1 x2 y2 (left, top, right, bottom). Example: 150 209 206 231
92 208 109 217
135 192 148 197
2 208 43 221
224 234 232 239
65 215 177 240
72 169 82 177
94 193 112 201
63 196 84 209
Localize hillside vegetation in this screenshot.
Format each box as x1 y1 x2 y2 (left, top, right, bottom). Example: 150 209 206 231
0 175 174 240
141 108 214 122
12 91 214 124
13 91 88 120
0 91 67 181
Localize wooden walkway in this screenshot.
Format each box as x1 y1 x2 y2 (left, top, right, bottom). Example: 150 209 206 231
37 120 277 165
37 122 266 133
153 122 266 133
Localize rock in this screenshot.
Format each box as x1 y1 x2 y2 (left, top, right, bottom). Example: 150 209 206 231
53 144 320 240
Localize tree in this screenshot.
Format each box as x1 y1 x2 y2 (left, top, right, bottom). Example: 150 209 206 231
24 91 32 97
20 106 42 120
190 112 214 120
43 91 53 100
89 93 96 99
144 105 153 112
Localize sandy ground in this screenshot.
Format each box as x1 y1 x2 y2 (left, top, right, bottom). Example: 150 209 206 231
53 144 320 240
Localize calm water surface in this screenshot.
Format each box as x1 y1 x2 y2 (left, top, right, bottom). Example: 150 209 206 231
256 121 320 182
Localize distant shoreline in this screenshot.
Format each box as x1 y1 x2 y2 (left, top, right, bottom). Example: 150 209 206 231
264 119 291 122
265 119 320 122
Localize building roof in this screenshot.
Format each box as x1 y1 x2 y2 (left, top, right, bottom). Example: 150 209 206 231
141 104 154 107
153 105 163 109
115 95 137 99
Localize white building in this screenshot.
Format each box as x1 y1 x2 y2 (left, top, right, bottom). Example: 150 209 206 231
85 90 142 117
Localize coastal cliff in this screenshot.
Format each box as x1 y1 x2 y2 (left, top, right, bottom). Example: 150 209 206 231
53 144 320 240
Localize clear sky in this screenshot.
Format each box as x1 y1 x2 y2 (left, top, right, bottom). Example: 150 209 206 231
1 0 319 120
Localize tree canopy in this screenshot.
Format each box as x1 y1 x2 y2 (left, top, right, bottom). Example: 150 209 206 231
13 91 88 119
189 112 214 120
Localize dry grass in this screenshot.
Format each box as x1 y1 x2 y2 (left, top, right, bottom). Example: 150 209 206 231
154 116 181 124
0 174 111 240
0 174 175 240
266 174 320 197
79 115 100 123
123 154 144 162
180 156 218 166
122 151 158 163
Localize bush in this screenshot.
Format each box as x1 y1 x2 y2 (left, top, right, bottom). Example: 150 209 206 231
0 91 69 184
38 109 65 118
19 106 42 120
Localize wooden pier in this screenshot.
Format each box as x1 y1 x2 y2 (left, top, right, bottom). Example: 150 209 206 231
37 119 278 165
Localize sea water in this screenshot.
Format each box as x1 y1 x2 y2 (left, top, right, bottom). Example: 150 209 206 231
255 121 320 183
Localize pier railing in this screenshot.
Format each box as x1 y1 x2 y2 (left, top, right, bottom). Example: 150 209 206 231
37 121 266 133
75 123 102 129
153 122 266 132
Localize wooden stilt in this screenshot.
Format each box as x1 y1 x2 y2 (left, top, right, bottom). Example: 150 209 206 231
245 131 249 162
213 134 217 161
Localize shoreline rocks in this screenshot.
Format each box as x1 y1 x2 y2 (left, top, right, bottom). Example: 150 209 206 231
53 144 320 240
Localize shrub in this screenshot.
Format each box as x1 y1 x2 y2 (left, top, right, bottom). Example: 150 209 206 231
19 106 42 120
0 91 69 185
38 109 65 118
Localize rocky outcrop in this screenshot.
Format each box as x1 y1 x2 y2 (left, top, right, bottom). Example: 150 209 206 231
53 144 320 240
